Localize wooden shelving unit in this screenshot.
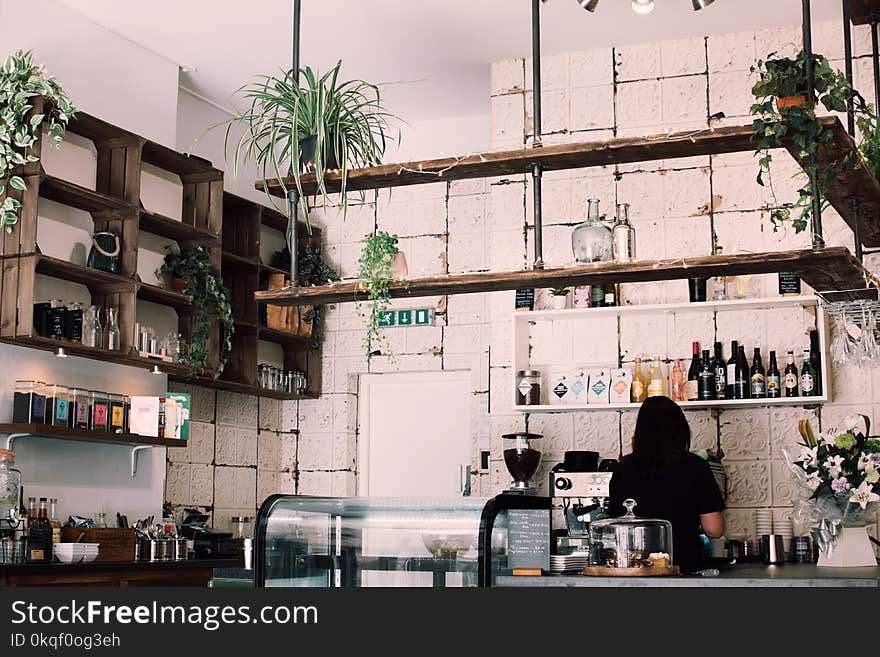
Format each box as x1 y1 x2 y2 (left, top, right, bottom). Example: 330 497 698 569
256 247 879 307
167 373 318 401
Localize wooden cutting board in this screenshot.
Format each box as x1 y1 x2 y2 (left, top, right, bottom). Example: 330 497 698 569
582 565 680 577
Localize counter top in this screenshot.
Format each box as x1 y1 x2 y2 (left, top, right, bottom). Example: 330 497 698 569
0 558 240 576
496 564 880 587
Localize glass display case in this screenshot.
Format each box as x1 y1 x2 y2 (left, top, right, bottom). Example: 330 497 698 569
254 494 551 588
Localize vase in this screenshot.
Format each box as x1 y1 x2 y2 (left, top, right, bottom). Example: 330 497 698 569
571 198 612 264
816 525 877 568
391 252 408 280
549 295 569 310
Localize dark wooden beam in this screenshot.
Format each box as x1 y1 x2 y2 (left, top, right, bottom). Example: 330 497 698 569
848 0 880 24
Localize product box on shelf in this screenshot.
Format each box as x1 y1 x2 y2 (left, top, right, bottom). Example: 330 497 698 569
165 392 191 441
548 371 571 405
129 396 160 437
587 369 611 404
568 369 588 405
609 368 633 404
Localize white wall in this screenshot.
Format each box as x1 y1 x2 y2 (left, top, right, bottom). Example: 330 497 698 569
0 0 184 523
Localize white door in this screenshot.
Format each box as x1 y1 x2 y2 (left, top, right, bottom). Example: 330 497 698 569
358 371 472 497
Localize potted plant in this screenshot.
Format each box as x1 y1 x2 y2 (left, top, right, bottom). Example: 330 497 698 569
159 247 235 378
787 415 879 567
226 60 398 233
357 231 400 362
548 287 570 310
0 50 76 233
750 51 867 233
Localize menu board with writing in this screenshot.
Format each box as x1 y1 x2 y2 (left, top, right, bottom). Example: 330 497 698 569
515 287 535 311
506 508 550 571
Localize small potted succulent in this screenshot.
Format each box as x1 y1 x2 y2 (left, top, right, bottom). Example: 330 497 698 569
548 287 570 310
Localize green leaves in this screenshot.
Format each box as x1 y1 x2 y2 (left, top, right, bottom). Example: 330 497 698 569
357 231 399 363
0 50 76 232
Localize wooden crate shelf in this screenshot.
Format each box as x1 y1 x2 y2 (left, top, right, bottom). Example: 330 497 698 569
257 117 880 248
40 174 134 213
168 373 318 401
35 255 135 292
261 205 290 232
141 140 221 179
848 0 880 24
255 246 878 306
222 251 260 271
66 112 140 145
137 283 193 312
139 210 220 246
259 326 310 346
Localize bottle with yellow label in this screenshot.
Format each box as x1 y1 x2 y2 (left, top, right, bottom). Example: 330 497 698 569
49 497 61 544
631 358 647 403
647 357 667 397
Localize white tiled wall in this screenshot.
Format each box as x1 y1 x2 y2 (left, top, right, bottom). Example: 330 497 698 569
168 19 879 549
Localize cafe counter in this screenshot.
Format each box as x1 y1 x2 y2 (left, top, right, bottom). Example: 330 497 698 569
496 564 880 587
0 559 241 587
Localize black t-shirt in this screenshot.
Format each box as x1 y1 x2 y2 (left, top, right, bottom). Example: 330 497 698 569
608 452 725 572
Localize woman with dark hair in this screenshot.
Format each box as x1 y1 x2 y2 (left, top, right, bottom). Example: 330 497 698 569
608 396 725 572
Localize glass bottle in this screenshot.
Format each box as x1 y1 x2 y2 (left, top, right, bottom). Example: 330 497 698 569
750 347 766 399
726 340 738 399
698 350 716 401
734 345 751 400
710 246 729 301
670 360 685 402
104 307 120 351
26 497 36 527
685 342 700 401
49 498 61 544
65 301 84 342
767 350 781 399
647 358 666 397
801 350 816 397
571 198 612 263
611 203 636 262
784 351 799 397
713 342 727 400
83 305 101 348
631 358 647 403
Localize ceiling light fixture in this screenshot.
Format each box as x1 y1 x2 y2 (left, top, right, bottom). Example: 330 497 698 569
578 0 599 11
575 0 717 12
55 347 67 358
692 0 714 9
631 0 655 13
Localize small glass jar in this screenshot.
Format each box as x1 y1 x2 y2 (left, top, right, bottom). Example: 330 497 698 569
47 299 66 339
65 301 84 342
70 388 91 429
46 384 70 427
109 393 126 432
90 391 109 432
515 370 542 406
12 381 47 424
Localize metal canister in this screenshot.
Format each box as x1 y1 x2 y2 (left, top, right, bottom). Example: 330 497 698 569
174 538 187 561
147 538 161 562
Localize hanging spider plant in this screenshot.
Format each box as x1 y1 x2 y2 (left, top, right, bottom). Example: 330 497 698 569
226 60 398 234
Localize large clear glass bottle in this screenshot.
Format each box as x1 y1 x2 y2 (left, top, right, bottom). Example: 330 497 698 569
104 307 120 351
611 203 636 262
572 198 612 263
83 305 102 348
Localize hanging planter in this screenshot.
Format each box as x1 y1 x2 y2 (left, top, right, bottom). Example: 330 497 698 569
298 134 338 172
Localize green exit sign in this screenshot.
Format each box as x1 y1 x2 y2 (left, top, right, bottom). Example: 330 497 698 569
378 308 434 328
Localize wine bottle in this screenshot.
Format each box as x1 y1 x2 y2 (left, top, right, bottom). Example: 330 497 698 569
631 357 647 403
726 340 738 399
698 349 716 401
685 342 700 401
647 357 666 397
670 360 685 402
809 329 822 396
767 350 781 399
801 350 816 397
713 341 727 400
784 350 799 397
734 345 750 399
750 347 766 399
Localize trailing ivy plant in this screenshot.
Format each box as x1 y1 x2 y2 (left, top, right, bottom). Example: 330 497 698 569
0 50 76 232
357 231 399 362
271 242 338 346
160 247 235 378
750 51 866 233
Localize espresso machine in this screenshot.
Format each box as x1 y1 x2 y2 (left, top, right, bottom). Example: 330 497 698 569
550 451 615 562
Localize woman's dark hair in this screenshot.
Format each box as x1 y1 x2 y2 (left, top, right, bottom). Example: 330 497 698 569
627 396 691 471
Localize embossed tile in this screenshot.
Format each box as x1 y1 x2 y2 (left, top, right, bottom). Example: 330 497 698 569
716 309 767 354
621 314 667 363
190 463 214 506
573 411 621 459
259 398 281 432
297 433 333 470
332 471 358 497
216 391 257 428
719 409 770 459
527 414 574 460
189 385 216 423
277 470 297 495
725 461 771 508
685 410 717 453
298 396 333 432
165 463 190 505
333 433 357 470
258 431 282 472
722 508 755 540
667 311 715 360
279 434 298 472
769 407 818 459
297 471 334 496
571 48 614 87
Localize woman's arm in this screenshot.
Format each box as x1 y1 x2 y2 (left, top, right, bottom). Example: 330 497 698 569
700 511 725 539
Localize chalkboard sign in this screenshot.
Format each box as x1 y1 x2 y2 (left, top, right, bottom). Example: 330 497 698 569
778 272 801 295
515 287 535 311
507 508 550 571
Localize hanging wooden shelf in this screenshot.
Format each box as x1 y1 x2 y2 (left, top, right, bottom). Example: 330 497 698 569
40 174 135 213
255 247 878 306
848 0 880 25
257 117 880 248
139 209 220 246
167 373 318 401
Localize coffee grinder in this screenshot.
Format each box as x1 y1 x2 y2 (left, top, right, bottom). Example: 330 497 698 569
550 451 615 555
502 432 543 494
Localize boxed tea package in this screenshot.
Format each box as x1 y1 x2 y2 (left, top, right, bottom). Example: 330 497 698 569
587 369 611 404
567 369 588 405
548 371 571 405
609 368 633 404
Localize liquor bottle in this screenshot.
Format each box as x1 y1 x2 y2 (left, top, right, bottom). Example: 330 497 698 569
698 350 716 401
734 345 751 399
801 350 816 397
49 497 61 544
26 497 36 528
631 358 647 403
712 342 727 400
685 342 701 401
670 360 685 402
809 329 822 396
784 350 799 397
647 357 666 397
572 198 612 264
726 340 738 399
590 285 605 308
37 498 50 529
611 203 636 262
750 347 766 398
602 283 618 307
766 350 781 399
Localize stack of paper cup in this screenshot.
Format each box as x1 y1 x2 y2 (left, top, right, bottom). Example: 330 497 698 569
755 509 773 537
777 517 794 558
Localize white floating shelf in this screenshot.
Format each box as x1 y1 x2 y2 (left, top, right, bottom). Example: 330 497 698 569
513 396 828 414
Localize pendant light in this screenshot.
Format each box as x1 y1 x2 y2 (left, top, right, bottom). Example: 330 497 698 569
574 0 717 11
692 0 715 8
578 0 599 10
631 0 655 13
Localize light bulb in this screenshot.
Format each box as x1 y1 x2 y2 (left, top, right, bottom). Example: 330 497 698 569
631 0 655 13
